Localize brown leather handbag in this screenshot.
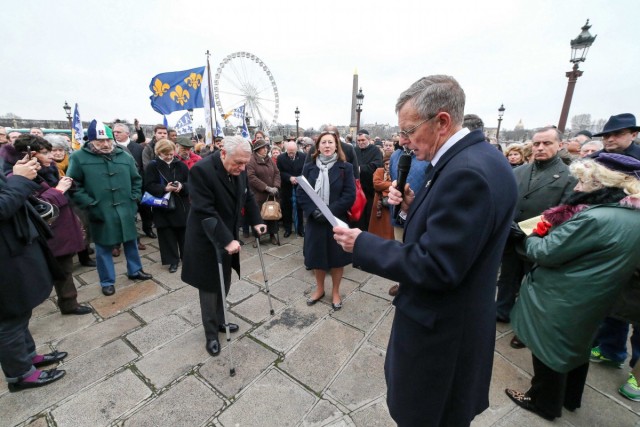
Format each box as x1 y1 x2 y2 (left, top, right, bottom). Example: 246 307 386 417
261 195 282 220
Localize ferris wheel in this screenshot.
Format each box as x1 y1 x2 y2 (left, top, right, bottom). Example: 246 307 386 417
213 52 279 131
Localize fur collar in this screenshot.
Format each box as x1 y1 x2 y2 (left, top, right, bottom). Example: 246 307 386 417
543 187 637 226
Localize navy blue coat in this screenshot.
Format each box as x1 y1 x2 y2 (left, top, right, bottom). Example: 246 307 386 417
353 129 517 426
297 160 355 270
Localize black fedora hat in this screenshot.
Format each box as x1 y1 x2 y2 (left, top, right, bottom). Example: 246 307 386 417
593 113 640 137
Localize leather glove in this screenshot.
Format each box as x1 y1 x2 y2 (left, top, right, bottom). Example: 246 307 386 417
311 209 328 223
509 221 526 241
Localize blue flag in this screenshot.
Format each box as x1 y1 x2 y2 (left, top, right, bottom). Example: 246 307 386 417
149 66 205 115
71 103 83 150
215 120 225 138
241 117 250 140
175 112 193 136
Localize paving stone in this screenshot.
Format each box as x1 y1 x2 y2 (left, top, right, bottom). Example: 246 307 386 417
290 265 317 285
132 285 198 323
126 314 194 354
326 343 387 410
562 386 640 426
302 399 344 427
368 307 394 350
135 328 209 389
124 375 223 427
232 291 287 324
360 275 395 302
246 254 306 285
324 418 353 427
30 310 96 344
55 312 141 361
280 318 363 393
264 243 302 259
331 291 389 333
488 407 572 426
218 368 315 426
226 280 260 305
199 336 278 398
76 282 107 303
252 298 326 353
342 265 371 284
92 280 167 318
148 269 188 290
32 298 58 318
52 369 151 427
0 339 137 426
26 416 49 427
174 301 202 326
269 276 313 304
351 398 394 427
494 332 534 376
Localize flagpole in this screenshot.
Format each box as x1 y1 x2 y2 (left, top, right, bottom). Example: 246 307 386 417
206 50 215 141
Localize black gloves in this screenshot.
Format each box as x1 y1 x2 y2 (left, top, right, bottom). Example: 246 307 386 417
311 209 328 224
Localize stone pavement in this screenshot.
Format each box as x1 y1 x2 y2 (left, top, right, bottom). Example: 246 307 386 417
3 233 640 427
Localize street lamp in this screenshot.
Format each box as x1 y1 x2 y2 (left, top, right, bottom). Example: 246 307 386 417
295 106 300 138
558 19 597 133
355 88 364 132
63 101 72 129
496 104 505 143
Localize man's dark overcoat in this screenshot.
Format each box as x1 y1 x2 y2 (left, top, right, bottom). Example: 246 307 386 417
353 129 517 426
181 152 262 292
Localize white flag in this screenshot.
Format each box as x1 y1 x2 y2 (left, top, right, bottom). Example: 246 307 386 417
174 112 193 136
201 64 213 145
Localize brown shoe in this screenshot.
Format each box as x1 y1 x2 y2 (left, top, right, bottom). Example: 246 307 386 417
112 247 121 257
270 234 278 245
137 242 146 250
388 284 399 296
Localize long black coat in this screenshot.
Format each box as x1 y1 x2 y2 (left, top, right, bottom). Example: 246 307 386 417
181 152 262 292
297 160 355 270
144 158 190 228
0 172 55 320
353 130 517 426
276 151 306 195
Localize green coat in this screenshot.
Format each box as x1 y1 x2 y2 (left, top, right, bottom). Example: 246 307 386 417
512 203 640 373
67 143 142 246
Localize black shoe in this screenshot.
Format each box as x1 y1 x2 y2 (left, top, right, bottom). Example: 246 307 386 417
80 259 97 267
102 285 116 296
61 305 93 315
283 230 292 238
128 270 153 281
505 389 555 421
332 300 343 311
169 264 178 273
8 369 66 392
206 338 220 356
143 229 157 239
298 231 305 237
510 335 526 349
496 316 510 323
33 350 68 368
87 247 95 255
306 292 325 306
218 323 239 333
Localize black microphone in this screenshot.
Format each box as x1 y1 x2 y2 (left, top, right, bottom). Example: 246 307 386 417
393 154 412 220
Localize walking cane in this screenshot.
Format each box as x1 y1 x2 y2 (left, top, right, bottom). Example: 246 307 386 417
292 189 298 235
201 217 236 377
253 228 275 316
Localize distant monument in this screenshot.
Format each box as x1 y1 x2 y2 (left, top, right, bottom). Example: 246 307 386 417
349 69 358 137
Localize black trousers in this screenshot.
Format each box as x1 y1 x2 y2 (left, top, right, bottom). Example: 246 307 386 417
139 203 153 231
528 354 589 418
54 254 79 312
281 186 303 233
157 226 185 265
199 285 230 340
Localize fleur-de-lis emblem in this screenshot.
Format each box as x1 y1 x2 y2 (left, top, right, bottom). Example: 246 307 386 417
184 73 202 90
153 78 170 97
170 85 190 106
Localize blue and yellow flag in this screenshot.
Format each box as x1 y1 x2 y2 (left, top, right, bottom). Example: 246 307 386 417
149 66 205 115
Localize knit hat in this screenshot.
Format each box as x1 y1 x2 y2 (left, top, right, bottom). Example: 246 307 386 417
594 153 640 178
87 120 113 141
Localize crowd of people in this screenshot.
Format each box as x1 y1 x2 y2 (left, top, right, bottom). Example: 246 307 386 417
1 90 639 427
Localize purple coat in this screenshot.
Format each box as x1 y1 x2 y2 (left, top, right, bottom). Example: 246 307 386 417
36 181 85 257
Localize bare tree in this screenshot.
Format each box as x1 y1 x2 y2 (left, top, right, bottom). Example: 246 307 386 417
570 114 592 132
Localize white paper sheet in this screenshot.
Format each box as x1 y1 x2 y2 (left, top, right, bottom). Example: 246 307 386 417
296 176 349 228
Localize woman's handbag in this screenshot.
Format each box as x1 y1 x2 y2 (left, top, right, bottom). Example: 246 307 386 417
347 179 367 222
261 195 282 220
141 192 175 210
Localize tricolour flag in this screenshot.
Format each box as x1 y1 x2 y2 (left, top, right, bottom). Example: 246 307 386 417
149 66 205 115
71 103 83 150
174 112 193 136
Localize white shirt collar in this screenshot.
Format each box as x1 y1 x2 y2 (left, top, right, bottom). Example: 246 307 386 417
430 127 470 167
116 138 130 147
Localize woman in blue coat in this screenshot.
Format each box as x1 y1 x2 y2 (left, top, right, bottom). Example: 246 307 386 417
297 130 355 310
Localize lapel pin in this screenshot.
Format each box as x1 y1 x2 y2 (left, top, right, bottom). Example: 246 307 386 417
553 174 560 179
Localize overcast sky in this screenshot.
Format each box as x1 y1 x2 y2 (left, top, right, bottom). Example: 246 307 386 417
2 0 638 132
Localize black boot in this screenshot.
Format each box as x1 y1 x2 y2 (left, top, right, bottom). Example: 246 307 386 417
77 249 96 267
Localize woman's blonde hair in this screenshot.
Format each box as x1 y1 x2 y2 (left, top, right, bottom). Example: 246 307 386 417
154 139 176 155
571 159 640 197
504 144 524 158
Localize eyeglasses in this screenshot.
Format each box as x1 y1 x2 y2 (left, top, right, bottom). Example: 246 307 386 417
399 114 437 139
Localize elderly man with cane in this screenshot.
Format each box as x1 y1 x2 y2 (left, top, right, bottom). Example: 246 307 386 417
181 136 266 357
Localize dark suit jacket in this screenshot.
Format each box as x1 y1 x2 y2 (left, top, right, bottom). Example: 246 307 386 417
353 129 517 426
276 151 306 194
181 152 262 291
512 155 576 222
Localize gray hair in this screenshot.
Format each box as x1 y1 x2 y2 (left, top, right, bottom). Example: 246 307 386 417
463 114 484 131
44 134 70 152
223 136 252 155
284 140 297 151
113 123 130 134
395 75 465 125
532 126 563 143
582 140 604 150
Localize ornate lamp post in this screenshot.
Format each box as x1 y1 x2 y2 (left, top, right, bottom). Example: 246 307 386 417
496 104 505 143
295 106 300 138
558 20 597 133
63 101 72 129
355 88 364 132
